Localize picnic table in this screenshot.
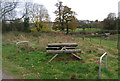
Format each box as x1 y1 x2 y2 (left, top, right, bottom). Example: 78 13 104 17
46 43 82 63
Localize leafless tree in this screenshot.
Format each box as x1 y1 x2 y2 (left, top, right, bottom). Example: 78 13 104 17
29 3 50 23
0 0 18 20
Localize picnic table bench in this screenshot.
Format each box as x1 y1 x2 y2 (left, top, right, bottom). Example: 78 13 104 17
46 43 82 63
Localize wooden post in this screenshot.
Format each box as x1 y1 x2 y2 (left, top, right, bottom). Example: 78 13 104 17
47 46 65 63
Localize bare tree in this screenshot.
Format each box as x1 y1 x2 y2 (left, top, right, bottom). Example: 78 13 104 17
29 3 50 23
0 0 18 19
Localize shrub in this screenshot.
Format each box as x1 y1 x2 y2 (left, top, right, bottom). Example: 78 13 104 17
30 21 51 32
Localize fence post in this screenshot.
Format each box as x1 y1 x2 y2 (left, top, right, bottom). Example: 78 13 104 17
105 53 108 68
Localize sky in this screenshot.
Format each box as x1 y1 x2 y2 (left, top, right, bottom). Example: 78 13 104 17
15 0 119 21
118 1 120 18
118 1 120 12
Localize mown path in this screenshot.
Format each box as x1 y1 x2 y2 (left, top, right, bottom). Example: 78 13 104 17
2 72 13 79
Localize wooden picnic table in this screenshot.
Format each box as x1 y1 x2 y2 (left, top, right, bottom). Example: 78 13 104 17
46 43 82 63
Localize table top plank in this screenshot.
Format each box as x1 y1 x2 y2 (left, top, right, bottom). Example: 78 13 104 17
47 49 81 54
46 47 76 50
48 43 78 47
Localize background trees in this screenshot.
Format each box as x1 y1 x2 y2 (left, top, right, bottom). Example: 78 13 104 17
1 0 19 32
102 13 117 30
1 1 118 34
1 1 51 32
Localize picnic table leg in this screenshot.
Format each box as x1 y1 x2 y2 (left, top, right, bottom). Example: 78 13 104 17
47 47 65 64
47 54 58 63
64 48 82 60
72 53 81 60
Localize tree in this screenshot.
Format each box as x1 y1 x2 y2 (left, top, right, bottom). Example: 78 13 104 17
29 3 50 23
23 2 31 32
30 21 50 32
90 21 102 28
24 17 29 32
1 1 31 32
1 1 19 32
117 16 120 34
0 0 18 19
102 13 117 30
107 13 116 19
78 21 88 29
28 3 50 32
54 1 63 30
54 2 78 34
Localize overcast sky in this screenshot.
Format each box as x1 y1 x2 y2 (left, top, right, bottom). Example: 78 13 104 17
32 0 119 21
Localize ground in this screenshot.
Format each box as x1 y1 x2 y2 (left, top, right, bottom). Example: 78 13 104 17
2 31 118 79
2 72 13 79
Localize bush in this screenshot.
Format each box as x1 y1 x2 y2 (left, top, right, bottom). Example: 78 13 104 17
30 21 51 32
2 19 24 32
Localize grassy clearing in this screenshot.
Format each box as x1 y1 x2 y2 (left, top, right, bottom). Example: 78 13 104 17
2 32 118 79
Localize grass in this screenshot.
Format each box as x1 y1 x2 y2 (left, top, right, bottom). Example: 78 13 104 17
114 34 120 36
2 32 118 79
74 28 102 32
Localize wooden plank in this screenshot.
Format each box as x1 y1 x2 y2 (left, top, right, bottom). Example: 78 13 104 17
62 47 76 49
46 47 60 50
46 47 76 50
48 43 78 47
72 53 82 59
47 50 81 54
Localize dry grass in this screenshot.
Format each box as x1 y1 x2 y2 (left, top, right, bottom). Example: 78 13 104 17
3 32 118 54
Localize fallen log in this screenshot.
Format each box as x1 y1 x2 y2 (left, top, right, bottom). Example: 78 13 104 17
47 49 81 54
48 43 78 47
16 41 29 46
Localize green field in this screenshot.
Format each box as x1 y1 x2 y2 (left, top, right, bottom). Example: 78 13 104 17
2 32 118 79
